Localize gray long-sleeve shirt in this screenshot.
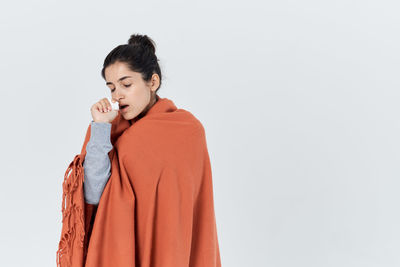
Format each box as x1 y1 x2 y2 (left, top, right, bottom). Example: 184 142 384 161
83 121 113 205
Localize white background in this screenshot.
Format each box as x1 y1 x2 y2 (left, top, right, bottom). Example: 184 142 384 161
0 0 399 266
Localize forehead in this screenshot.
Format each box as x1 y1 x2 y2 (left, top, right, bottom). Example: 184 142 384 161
104 62 140 82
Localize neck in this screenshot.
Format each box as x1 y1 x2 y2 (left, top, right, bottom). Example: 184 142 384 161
133 94 158 122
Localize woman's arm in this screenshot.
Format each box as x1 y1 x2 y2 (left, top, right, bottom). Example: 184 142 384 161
83 120 113 205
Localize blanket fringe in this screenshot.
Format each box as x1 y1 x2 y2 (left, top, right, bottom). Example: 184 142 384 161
56 154 86 267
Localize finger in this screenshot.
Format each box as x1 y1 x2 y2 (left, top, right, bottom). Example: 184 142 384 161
95 102 105 113
103 98 112 111
102 98 112 112
99 99 109 112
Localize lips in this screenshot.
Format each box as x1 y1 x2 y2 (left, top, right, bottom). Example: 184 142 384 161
120 105 129 112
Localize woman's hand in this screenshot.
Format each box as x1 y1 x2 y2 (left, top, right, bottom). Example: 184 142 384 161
91 98 118 123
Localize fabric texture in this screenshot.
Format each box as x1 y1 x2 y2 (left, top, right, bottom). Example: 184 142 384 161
56 95 221 267
83 121 112 205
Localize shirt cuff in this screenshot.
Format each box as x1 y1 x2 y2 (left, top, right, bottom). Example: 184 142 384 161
90 120 112 144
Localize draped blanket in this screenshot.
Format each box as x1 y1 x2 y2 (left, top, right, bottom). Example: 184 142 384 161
56 96 221 267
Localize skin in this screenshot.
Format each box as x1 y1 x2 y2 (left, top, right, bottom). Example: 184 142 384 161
91 61 160 124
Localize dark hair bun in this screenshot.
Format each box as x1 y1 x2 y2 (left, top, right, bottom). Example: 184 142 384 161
128 34 156 55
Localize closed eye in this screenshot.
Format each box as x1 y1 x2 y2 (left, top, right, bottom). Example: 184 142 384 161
110 84 131 92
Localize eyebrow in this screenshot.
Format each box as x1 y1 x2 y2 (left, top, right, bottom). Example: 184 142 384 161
106 76 132 85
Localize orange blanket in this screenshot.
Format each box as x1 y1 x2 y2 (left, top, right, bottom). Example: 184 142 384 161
56 96 221 266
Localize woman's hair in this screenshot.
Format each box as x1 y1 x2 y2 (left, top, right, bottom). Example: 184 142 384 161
101 34 162 92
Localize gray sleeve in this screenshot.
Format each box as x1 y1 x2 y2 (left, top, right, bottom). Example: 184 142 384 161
83 120 113 205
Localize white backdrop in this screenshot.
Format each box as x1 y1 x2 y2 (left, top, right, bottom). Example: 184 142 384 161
0 0 399 266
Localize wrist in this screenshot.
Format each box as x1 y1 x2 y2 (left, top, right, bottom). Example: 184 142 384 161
93 119 111 124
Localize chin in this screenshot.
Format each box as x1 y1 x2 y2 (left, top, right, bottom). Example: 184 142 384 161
122 112 138 121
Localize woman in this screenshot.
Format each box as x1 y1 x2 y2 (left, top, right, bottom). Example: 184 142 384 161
56 34 221 267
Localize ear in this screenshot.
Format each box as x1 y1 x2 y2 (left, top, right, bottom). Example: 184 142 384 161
149 73 160 92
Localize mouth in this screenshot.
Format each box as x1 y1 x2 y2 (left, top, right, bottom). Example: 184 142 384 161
120 105 129 112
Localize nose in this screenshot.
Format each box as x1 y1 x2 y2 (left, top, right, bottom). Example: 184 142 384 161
111 87 124 103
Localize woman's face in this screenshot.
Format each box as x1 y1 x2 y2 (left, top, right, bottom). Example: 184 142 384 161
105 61 159 121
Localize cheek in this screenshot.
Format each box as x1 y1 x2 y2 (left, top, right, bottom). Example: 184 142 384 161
129 87 151 106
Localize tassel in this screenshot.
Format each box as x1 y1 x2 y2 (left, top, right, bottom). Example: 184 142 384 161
56 154 86 267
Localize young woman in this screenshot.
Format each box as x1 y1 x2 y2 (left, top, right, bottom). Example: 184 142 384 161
57 34 221 267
